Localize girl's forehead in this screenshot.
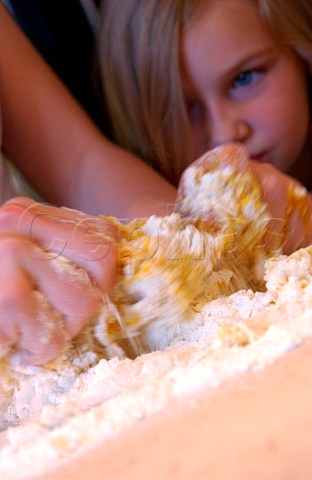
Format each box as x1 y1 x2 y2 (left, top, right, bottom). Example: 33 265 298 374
186 0 257 21
180 0 283 93
184 0 272 39
185 0 264 32
182 0 276 63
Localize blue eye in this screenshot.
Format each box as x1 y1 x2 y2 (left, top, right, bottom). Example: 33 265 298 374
233 70 261 88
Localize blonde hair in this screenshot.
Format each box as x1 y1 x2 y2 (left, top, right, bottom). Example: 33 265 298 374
256 0 312 67
98 0 312 184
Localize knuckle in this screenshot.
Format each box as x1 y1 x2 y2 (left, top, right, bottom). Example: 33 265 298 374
0 198 48 238
97 240 117 262
0 202 26 230
76 286 101 313
22 338 65 365
65 297 101 337
3 196 33 207
0 279 30 313
0 234 26 257
94 242 118 273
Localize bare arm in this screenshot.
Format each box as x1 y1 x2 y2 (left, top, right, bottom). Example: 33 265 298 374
0 3 176 219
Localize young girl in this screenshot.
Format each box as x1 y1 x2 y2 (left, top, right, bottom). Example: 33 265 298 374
98 0 312 249
98 0 312 187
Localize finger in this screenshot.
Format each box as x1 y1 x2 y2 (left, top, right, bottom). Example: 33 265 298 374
250 162 312 254
0 262 67 365
192 142 250 171
282 187 312 254
176 143 250 215
0 198 119 291
249 162 287 222
27 247 103 337
0 197 118 248
249 162 288 252
0 234 105 337
15 290 68 366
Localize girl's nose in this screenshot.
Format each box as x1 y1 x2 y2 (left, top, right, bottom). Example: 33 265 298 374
208 109 251 149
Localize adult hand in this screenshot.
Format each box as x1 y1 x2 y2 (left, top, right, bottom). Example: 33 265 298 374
0 197 118 365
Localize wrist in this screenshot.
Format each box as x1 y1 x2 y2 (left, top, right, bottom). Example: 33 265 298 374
123 190 177 222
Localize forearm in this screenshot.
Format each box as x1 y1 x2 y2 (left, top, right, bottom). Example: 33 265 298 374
0 3 176 219
73 137 177 219
0 2 91 202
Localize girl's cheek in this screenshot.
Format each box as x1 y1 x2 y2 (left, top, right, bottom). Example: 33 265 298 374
191 126 209 160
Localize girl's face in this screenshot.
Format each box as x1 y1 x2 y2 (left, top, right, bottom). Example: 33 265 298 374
180 0 310 176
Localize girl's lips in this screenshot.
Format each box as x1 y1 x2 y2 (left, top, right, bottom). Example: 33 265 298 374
249 152 267 162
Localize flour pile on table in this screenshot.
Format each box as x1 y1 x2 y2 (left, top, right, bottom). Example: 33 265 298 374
1 143 312 479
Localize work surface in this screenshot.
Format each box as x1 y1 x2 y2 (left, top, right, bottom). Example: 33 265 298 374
40 339 312 480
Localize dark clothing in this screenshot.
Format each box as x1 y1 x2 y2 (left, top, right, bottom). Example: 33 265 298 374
7 0 112 137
